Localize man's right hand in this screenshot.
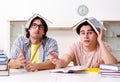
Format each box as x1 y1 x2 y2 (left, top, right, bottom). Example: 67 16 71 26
48 51 59 64
8 49 26 69
8 48 27 69
17 48 27 67
48 51 63 68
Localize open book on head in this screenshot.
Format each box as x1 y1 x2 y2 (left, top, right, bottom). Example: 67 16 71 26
50 66 87 73
25 13 53 28
73 17 106 34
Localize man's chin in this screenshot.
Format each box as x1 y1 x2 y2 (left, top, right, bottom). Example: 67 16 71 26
83 43 90 47
32 36 41 39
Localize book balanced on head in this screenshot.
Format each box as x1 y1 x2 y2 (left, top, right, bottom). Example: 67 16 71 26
73 17 106 34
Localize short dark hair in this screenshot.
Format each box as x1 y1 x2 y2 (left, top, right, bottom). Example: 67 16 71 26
76 21 96 35
25 16 48 39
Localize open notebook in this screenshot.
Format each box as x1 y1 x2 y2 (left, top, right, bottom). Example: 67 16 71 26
50 66 87 73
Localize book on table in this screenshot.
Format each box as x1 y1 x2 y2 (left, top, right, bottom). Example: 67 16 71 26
100 69 120 73
0 54 8 70
50 66 87 73
0 62 8 70
0 68 9 76
73 17 106 34
101 74 120 78
100 69 120 74
100 70 120 78
100 64 120 71
0 54 9 76
0 54 8 62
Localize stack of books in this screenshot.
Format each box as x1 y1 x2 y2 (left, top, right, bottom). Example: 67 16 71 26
0 54 9 76
100 64 120 78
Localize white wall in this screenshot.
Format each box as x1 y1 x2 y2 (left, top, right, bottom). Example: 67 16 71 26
0 0 120 26
47 30 79 55
0 18 10 54
0 0 120 55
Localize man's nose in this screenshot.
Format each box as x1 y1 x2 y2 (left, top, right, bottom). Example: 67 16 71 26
84 33 89 38
35 26 39 30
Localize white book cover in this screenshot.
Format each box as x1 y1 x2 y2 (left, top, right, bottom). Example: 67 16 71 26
25 13 53 28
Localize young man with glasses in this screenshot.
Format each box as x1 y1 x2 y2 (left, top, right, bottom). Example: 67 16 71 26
8 14 59 72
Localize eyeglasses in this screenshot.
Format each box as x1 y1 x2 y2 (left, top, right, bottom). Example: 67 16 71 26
31 23 44 30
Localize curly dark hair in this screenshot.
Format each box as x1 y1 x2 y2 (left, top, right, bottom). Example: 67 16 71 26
25 16 48 39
